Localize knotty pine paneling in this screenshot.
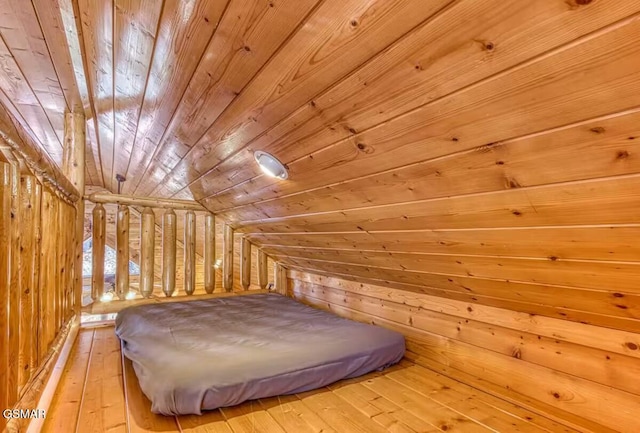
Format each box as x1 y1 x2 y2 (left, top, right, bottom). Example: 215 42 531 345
288 271 640 433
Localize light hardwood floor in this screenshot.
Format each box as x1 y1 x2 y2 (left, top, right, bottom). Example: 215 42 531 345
41 325 577 433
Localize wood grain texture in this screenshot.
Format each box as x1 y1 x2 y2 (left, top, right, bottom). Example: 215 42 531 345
289 271 640 432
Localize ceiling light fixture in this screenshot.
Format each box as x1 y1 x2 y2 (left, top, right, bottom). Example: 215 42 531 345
254 151 288 179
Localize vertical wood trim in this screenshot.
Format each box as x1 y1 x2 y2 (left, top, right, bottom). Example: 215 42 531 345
162 208 177 297
115 204 130 300
184 211 196 295
63 112 86 320
240 237 251 290
223 224 234 292
0 162 11 428
91 203 106 300
204 214 215 294
257 249 268 290
8 161 21 406
18 175 37 395
140 207 155 298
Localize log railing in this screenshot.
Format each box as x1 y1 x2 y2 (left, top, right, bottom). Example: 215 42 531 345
87 194 273 309
0 151 79 431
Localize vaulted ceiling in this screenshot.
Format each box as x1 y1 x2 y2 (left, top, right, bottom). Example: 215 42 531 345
1 0 640 329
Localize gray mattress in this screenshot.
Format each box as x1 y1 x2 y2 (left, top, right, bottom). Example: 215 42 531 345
115 293 405 415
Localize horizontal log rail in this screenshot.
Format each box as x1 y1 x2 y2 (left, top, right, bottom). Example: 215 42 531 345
84 289 270 315
0 105 80 203
87 192 206 211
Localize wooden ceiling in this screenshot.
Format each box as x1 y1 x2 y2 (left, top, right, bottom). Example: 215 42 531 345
1 1 640 330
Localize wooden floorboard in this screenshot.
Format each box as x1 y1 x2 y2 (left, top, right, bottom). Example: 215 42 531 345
42 325 579 433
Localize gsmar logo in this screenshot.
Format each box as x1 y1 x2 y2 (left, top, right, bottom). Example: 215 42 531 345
2 409 46 419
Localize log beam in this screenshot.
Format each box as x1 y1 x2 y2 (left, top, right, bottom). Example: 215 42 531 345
87 192 205 211
62 112 85 319
240 237 251 290
184 211 196 295
223 224 234 292
91 203 106 300
139 207 155 298
275 263 288 296
115 204 130 300
257 249 268 290
204 214 215 294
162 209 177 297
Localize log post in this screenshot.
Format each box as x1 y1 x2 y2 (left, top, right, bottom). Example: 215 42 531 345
204 214 215 294
30 181 41 377
223 224 234 292
240 237 251 290
275 263 288 296
115 204 130 300
257 249 268 290
162 208 177 297
8 161 21 406
0 162 11 422
140 207 155 298
62 112 85 319
18 175 37 393
184 211 196 295
91 203 106 300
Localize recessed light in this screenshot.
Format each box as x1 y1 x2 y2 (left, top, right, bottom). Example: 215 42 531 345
254 151 288 179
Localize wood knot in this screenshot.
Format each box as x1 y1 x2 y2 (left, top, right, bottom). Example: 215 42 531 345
625 342 638 350
466 306 473 312
576 0 593 4
483 41 495 51
451 137 459 142
511 210 522 216
590 126 605 134
204 16 209 23
548 256 558 261
243 45 251 52
495 160 505 165
612 293 624 298
552 392 561 399
512 348 522 359
505 177 521 189
616 150 630 160
350 19 359 28
615 304 628 310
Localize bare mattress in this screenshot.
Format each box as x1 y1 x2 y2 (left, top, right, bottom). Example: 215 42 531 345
115 293 405 415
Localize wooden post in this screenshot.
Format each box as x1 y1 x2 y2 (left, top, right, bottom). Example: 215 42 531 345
62 112 85 319
18 175 37 393
204 214 215 294
275 263 288 296
115 204 130 300
184 211 196 295
91 203 106 300
140 207 155 298
223 224 234 292
0 162 11 423
30 181 42 377
162 208 177 297
257 249 268 290
7 161 21 406
240 237 251 290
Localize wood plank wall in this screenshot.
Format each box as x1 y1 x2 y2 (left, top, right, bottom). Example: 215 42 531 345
0 158 77 430
287 270 640 433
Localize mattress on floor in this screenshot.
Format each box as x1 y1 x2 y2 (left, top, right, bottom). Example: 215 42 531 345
114 293 405 415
